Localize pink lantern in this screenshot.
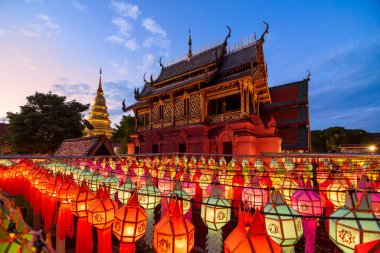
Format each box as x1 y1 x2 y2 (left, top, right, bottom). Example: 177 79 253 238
242 175 269 210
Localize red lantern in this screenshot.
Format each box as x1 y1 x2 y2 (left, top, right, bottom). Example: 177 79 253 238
113 190 147 253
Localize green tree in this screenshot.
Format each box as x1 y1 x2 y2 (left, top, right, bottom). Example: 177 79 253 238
112 115 135 154
7 92 89 154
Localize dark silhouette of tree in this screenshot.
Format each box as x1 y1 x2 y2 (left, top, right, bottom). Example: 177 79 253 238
311 126 377 153
112 115 135 154
7 92 89 154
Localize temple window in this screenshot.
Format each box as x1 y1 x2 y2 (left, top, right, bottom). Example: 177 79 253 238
184 97 190 116
152 144 159 153
179 143 186 153
159 105 164 120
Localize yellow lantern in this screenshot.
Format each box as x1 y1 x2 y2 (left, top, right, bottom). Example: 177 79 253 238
327 179 349 208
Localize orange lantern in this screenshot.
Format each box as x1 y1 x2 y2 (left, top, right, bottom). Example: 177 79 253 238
113 190 147 253
154 198 194 253
224 210 281 253
87 186 117 253
70 182 95 253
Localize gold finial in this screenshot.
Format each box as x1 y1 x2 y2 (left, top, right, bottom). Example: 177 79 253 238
188 28 193 60
97 67 103 94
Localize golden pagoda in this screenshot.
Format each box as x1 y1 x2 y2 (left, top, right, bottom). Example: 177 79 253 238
84 69 113 138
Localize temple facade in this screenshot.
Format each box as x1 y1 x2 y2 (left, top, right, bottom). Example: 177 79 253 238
84 69 113 138
123 24 310 155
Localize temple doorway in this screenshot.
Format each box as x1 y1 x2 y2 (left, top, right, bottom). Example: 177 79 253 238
223 141 233 162
179 143 186 153
152 144 159 153
134 146 140 154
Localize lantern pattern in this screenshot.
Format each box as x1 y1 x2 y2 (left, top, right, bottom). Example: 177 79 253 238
113 190 147 252
154 198 194 253
329 191 380 253
264 191 304 251
242 176 269 210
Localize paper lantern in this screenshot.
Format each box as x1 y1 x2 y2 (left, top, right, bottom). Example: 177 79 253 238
327 179 349 208
254 159 264 172
201 184 231 253
87 186 117 253
242 176 269 210
113 190 147 253
199 172 211 190
70 181 95 253
103 170 119 195
280 174 299 205
264 191 303 251
154 198 194 253
79 166 92 183
88 169 104 192
291 178 323 253
71 165 83 184
167 181 191 215
284 159 295 171
224 210 282 253
329 191 380 253
118 177 137 204
158 169 173 195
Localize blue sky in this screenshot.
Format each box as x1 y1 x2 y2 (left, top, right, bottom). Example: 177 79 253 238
0 0 379 132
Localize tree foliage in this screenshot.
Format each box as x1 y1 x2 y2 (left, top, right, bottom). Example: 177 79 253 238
311 126 377 153
112 115 135 154
7 92 89 154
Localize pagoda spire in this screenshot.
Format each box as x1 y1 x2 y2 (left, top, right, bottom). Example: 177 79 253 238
188 28 193 60
97 67 103 94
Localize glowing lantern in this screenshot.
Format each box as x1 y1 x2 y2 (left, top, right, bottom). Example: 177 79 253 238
154 198 194 253
103 170 119 195
88 169 104 192
264 191 303 252
242 176 269 210
284 159 295 171
198 172 211 190
224 210 282 253
71 165 83 184
291 178 323 253
113 190 147 253
118 177 137 204
87 186 117 253
201 184 231 253
79 166 92 183
219 170 233 191
139 177 160 248
327 179 349 208
329 191 380 253
357 176 380 218
208 156 217 170
70 182 95 253
182 172 196 199
254 159 264 172
158 169 173 195
167 181 191 215
280 174 299 205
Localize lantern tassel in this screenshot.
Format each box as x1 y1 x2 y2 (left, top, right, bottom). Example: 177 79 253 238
57 203 75 240
206 229 223 253
302 218 317 253
43 196 57 231
97 228 112 253
120 243 136 253
145 209 155 248
75 217 93 253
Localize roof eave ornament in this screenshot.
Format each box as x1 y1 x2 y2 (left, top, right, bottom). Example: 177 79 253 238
159 56 164 69
134 88 141 100
305 69 311 82
224 25 231 45
122 99 127 112
143 72 147 84
260 21 269 43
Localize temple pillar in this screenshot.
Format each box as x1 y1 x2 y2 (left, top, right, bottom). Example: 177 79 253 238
200 91 206 122
240 82 245 115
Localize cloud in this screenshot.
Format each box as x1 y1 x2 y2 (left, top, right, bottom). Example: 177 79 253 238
141 18 170 49
110 1 140 20
22 14 60 37
124 39 138 51
72 0 89 12
106 36 138 51
25 0 43 3
142 18 166 36
112 17 132 36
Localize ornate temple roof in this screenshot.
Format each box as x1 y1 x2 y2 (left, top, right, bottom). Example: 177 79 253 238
54 135 115 156
85 69 113 138
126 24 270 108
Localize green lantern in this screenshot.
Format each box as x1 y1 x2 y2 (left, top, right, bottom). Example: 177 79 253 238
103 171 119 195
329 191 380 253
88 169 104 192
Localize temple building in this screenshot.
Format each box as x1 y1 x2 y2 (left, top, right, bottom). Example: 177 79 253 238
123 24 310 156
84 69 113 138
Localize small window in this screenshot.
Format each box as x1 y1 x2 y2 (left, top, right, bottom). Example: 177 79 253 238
152 144 159 153
134 146 140 154
184 98 190 116
159 105 164 120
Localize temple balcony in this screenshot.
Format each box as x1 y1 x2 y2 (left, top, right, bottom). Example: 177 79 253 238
206 110 244 124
